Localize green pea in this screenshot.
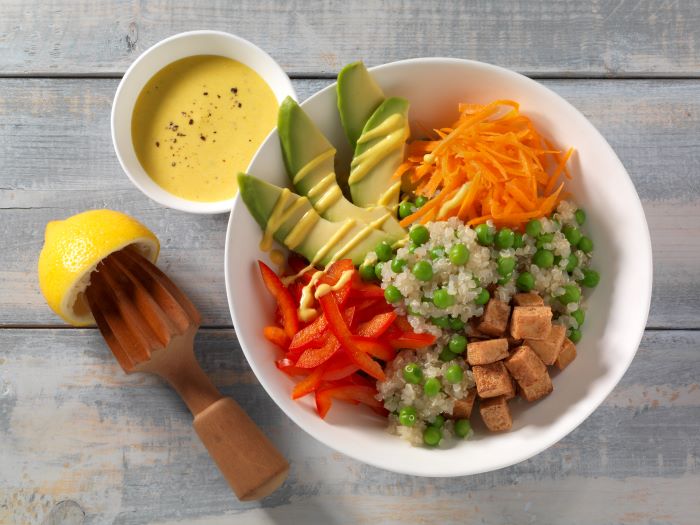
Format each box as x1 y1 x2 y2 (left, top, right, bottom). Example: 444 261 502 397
571 309 585 327
575 208 586 225
408 242 418 254
432 415 445 428
454 418 472 438
569 328 582 344
497 275 511 285
578 236 594 253
562 225 582 247
399 406 417 427
415 195 428 208
516 271 535 292
384 285 402 304
409 225 430 246
439 347 457 362
403 363 423 384
475 289 490 305
558 284 581 304
526 219 542 237
423 426 442 446
432 288 455 309
449 317 465 330
431 316 450 328
399 201 415 219
375 241 393 262
475 223 494 246
536 232 555 249
449 243 470 265
580 268 600 287
513 232 525 249
448 334 467 354
495 228 515 250
412 260 433 281
423 377 441 397
497 256 516 276
445 364 464 384
407 304 421 316
566 253 579 273
391 258 407 273
374 262 384 280
533 249 555 268
429 246 445 260
359 263 376 282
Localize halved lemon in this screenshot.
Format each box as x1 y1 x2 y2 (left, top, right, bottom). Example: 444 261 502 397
38 209 159 326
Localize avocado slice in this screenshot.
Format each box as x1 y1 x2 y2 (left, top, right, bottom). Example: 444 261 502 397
278 97 404 240
337 62 385 148
238 173 395 266
348 97 410 209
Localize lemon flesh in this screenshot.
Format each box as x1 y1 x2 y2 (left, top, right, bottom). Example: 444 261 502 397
37 209 159 326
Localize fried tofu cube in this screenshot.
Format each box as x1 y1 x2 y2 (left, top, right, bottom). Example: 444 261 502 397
555 338 577 370
518 371 553 402
477 299 511 337
506 335 523 349
510 306 552 340
467 319 490 340
513 292 545 307
472 361 512 398
479 396 512 432
526 324 566 365
467 338 509 365
505 345 547 386
450 388 476 419
504 375 516 400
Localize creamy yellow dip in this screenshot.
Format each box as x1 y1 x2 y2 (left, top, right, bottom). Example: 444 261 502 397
132 55 278 202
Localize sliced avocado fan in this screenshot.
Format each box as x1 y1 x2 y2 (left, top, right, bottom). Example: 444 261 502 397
238 173 396 266
348 97 410 210
278 97 404 240
337 61 386 148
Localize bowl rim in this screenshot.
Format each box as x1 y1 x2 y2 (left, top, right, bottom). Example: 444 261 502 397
111 30 297 214
224 57 653 476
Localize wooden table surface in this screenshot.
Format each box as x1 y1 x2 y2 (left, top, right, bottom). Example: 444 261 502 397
1 2 699 524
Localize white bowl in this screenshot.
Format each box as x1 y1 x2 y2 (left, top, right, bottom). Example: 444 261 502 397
225 58 653 476
111 30 296 214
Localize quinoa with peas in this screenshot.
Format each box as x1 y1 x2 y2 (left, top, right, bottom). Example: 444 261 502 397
359 200 599 446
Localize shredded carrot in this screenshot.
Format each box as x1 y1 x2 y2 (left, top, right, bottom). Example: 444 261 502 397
396 100 574 229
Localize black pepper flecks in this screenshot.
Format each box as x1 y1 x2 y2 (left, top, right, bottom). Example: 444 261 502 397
155 141 160 147
200 134 206 141
238 102 242 108
189 119 194 125
203 92 208 96
230 87 238 94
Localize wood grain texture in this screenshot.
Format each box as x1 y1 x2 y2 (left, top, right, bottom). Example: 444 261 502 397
1 0 699 77
0 328 698 525
0 78 698 328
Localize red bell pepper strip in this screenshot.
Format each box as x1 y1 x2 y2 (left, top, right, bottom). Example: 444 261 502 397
275 358 308 377
258 261 299 339
288 306 355 359
291 364 326 399
356 312 397 339
321 355 359 381
296 335 340 368
315 384 385 419
385 330 437 349
263 326 289 350
317 293 386 381
349 281 386 300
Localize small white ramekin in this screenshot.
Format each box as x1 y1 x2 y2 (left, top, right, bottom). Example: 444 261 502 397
111 30 296 214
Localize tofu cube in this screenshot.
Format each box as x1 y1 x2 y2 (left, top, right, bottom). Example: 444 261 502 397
479 396 512 432
510 306 552 340
518 371 553 402
513 292 545 307
555 338 577 370
477 299 511 337
450 388 476 419
506 335 524 349
526 324 567 365
472 361 513 398
467 338 509 365
504 375 517 400
505 345 547 386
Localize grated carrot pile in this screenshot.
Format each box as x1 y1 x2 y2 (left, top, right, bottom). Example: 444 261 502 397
396 100 574 229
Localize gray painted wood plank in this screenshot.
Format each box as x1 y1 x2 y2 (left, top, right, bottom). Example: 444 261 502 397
1 0 699 77
0 78 698 328
1 328 698 524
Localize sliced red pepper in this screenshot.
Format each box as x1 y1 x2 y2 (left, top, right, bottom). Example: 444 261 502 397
352 299 394 323
287 252 310 275
318 293 386 381
314 384 385 419
385 330 437 349
321 355 359 381
356 311 397 339
393 315 414 332
291 364 326 399
288 306 355 359
296 335 340 368
263 325 289 350
324 259 355 306
349 281 387 300
276 358 308 377
258 260 299 339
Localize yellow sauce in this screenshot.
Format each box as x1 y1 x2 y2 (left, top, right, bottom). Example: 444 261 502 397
348 113 408 185
269 249 286 268
293 149 335 185
132 55 278 202
314 270 354 299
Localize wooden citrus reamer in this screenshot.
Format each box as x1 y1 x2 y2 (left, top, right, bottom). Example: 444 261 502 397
85 247 289 501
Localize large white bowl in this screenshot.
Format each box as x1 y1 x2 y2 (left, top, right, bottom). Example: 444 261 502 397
225 58 653 476
112 30 296 214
